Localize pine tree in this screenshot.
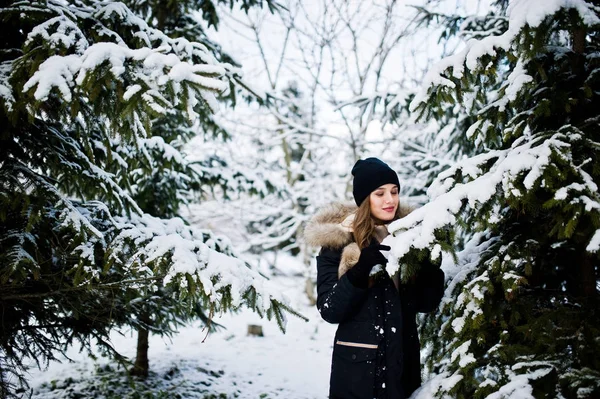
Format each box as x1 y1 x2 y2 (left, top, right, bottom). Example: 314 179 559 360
371 2 506 202
0 1 296 396
385 0 600 397
113 0 283 378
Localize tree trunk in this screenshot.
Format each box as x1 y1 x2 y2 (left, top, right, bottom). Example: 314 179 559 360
130 312 150 378
302 243 317 306
572 27 586 55
305 277 317 306
572 27 586 77
580 254 596 298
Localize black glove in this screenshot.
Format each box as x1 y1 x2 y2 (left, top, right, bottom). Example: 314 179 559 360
346 243 391 288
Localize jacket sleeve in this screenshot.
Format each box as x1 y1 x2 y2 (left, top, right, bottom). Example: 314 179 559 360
414 258 445 313
316 247 368 324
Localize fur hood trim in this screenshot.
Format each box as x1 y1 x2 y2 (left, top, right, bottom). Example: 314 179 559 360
339 242 361 278
304 201 413 250
303 202 357 249
305 201 413 280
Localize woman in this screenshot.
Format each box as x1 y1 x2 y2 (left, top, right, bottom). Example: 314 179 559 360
304 157 445 399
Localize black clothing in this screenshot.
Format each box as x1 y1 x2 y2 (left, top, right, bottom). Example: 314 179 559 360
345 243 391 288
351 158 400 206
317 246 444 399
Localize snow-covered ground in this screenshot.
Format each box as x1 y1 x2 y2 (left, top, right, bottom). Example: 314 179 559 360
28 275 337 398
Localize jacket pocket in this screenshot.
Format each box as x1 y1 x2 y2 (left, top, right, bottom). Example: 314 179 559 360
330 341 377 398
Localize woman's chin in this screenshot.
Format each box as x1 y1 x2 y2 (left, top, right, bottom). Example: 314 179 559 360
373 215 395 224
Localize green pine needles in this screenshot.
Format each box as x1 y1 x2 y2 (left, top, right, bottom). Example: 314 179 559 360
389 1 600 398
0 1 298 397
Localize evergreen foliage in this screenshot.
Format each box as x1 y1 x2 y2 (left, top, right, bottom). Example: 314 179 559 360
389 4 510 201
115 0 283 377
389 0 600 397
0 0 295 396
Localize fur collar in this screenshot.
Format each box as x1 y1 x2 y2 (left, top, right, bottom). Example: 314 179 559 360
304 201 413 279
304 202 357 250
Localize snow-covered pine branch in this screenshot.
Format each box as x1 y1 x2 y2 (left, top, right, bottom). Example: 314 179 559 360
385 128 600 277
410 0 600 113
404 1 600 397
108 212 293 319
22 2 228 123
0 1 301 396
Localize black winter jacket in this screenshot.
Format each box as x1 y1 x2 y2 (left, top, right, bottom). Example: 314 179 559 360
305 203 445 399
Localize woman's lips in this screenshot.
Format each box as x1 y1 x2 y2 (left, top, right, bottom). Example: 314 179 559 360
383 207 395 212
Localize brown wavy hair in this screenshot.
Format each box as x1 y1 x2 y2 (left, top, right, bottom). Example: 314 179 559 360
352 197 402 249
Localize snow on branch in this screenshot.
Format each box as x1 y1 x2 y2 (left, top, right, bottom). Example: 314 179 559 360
21 0 228 121
139 136 185 164
450 339 476 368
26 15 89 52
110 213 292 324
13 160 106 240
383 130 599 276
92 1 148 30
478 59 533 113
23 43 227 103
0 61 14 111
485 361 556 399
586 229 600 252
410 0 600 111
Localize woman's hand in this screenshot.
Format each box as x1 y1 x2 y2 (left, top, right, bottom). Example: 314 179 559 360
346 242 391 288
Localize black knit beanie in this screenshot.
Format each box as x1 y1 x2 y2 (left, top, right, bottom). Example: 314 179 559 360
351 157 400 206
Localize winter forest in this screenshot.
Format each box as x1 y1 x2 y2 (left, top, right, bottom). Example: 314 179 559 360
1 0 599 398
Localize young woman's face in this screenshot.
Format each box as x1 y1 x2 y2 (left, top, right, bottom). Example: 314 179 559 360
369 184 399 223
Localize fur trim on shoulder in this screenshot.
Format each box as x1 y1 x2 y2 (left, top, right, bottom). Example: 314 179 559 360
304 201 415 250
339 243 360 278
303 202 357 249
306 201 416 283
